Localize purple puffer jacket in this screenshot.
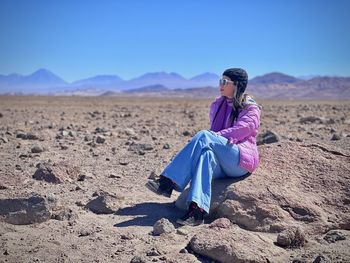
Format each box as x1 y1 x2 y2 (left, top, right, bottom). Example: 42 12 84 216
209 96 261 173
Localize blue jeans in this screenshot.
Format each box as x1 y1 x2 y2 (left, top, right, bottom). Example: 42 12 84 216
161 130 248 213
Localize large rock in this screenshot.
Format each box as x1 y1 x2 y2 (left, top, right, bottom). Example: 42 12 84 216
85 193 124 214
190 225 288 263
153 218 175 235
216 141 350 234
32 162 80 184
0 196 54 225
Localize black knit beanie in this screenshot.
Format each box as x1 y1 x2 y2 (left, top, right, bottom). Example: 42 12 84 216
223 68 248 93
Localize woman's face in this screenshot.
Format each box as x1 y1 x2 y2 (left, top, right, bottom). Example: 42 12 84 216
219 75 236 98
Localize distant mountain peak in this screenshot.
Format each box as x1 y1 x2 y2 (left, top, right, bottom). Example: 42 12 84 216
250 72 300 84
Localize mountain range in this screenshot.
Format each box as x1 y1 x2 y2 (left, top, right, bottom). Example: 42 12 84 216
0 69 349 99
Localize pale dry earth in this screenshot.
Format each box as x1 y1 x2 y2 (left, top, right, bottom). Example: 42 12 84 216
0 96 349 263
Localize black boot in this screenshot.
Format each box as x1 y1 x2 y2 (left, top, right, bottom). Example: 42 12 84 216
146 175 174 198
176 202 205 226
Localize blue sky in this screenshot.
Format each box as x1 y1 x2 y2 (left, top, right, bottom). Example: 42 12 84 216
0 0 349 82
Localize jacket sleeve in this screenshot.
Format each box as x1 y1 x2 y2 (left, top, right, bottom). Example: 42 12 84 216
208 96 223 127
217 105 261 143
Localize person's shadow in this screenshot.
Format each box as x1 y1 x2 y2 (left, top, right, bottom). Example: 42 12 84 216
114 201 181 227
114 173 251 228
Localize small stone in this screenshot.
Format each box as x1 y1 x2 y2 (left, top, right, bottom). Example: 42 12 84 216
78 229 92 237
323 230 346 243
77 174 86 181
277 227 305 247
75 201 85 207
331 133 341 141
96 135 105 144
85 193 123 214
68 131 77 137
0 137 8 143
163 143 170 149
0 184 8 190
26 133 39 140
124 128 136 136
60 145 68 150
257 130 279 145
16 131 27 139
176 228 189 236
130 256 146 263
119 160 128 165
312 255 327 263
179 248 188 254
61 130 69 137
146 248 161 256
0 113 3 118
31 145 44 153
84 134 94 141
153 218 175 235
209 218 231 229
183 130 191 136
109 174 121 179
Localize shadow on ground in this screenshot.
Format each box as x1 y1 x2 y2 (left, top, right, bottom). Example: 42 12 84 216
114 201 181 227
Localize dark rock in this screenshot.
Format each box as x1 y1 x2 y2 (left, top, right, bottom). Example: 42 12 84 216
77 174 86 181
60 145 68 150
292 258 307 263
109 174 121 179
68 131 77 137
299 116 325 124
95 127 107 133
323 230 346 243
163 143 170 149
130 256 147 263
0 196 52 225
96 135 106 144
257 130 280 145
153 218 175 235
31 145 44 153
0 113 3 118
183 130 191 136
119 160 129 165
0 184 8 190
26 132 39 140
331 133 341 141
312 255 327 263
179 248 188 254
16 131 27 139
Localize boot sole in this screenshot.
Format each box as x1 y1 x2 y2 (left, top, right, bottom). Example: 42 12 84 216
145 180 172 198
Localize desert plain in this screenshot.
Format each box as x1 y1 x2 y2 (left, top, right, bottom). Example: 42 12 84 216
0 95 349 263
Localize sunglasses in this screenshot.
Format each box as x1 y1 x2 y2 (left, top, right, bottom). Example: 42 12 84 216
219 78 235 86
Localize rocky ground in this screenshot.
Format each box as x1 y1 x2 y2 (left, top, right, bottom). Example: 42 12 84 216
0 96 349 263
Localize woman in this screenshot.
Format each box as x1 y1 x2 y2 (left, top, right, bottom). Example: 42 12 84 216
146 68 261 226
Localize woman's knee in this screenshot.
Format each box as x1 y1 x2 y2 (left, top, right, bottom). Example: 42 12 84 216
194 130 212 139
191 130 212 142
